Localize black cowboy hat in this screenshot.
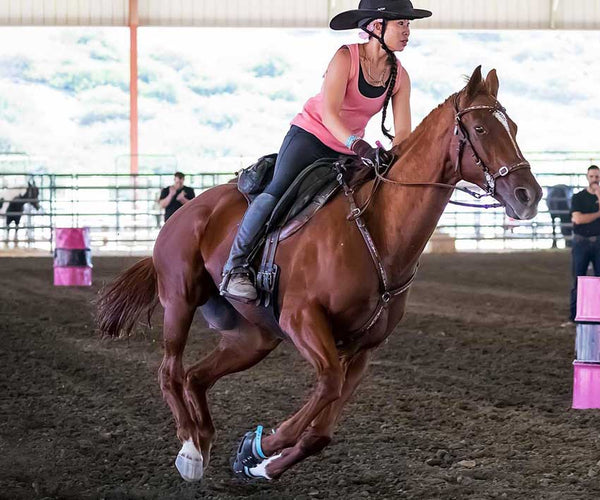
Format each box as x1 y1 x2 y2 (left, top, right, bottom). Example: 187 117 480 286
330 0 432 30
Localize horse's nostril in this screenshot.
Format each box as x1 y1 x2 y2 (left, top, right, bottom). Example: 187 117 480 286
514 187 531 206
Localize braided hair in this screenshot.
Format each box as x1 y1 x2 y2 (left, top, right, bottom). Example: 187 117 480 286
361 20 398 142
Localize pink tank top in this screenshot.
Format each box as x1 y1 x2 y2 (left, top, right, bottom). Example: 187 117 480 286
291 43 402 155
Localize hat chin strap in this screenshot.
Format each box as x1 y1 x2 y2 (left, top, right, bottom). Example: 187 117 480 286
361 20 391 53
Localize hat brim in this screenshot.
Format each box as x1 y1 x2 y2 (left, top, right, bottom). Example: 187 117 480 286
330 8 432 30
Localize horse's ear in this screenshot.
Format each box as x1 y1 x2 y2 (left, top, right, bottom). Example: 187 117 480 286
486 69 499 98
465 65 483 98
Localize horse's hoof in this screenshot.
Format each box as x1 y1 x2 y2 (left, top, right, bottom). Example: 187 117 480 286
175 439 204 482
247 453 282 480
232 425 278 480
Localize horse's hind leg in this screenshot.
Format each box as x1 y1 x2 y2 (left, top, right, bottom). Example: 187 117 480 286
158 300 201 481
183 317 281 468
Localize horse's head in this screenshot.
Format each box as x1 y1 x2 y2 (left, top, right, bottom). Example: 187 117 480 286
25 181 40 210
453 66 542 220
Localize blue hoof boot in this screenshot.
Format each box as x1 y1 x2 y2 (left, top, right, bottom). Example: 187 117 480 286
232 425 272 480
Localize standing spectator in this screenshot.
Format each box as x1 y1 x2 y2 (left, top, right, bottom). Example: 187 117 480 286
159 172 195 222
570 165 600 321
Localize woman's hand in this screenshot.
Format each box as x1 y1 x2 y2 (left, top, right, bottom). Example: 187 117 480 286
351 139 392 166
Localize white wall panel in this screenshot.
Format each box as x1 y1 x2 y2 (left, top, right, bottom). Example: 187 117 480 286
139 0 329 27
417 0 552 29
0 0 599 29
0 0 127 26
555 0 600 29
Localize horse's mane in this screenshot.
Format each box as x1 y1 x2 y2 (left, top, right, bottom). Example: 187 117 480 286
392 92 458 159
347 92 458 190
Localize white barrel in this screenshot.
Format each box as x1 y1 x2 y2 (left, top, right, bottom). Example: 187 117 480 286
575 323 600 362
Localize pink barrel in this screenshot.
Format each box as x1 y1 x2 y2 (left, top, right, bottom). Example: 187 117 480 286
53 228 92 286
573 362 600 409
573 277 600 408
575 277 600 322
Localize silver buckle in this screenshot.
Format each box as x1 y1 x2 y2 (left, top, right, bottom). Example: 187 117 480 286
498 166 509 176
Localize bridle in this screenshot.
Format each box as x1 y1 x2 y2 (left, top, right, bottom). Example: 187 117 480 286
348 93 532 218
337 92 533 342
452 93 531 198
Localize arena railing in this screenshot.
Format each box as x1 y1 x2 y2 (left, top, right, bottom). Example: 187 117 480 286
0 164 597 253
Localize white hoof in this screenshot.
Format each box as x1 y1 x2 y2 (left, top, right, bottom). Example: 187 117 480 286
248 453 282 480
175 439 204 482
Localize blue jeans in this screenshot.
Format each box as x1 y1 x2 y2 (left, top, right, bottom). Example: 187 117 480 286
570 234 600 320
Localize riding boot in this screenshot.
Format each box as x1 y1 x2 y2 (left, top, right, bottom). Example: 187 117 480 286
220 192 278 301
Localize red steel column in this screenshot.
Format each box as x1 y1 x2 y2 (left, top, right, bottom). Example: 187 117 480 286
129 0 139 175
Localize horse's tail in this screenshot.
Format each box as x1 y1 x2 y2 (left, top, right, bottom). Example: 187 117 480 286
96 257 159 338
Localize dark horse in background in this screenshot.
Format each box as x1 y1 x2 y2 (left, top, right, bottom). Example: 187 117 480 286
546 184 573 248
0 181 40 246
97 67 542 482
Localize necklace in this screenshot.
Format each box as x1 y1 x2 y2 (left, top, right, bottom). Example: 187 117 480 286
359 48 388 87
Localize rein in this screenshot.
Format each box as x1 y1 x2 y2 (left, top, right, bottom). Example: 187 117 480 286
347 94 532 219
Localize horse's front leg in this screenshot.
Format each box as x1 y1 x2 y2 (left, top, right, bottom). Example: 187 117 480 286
265 348 372 479
233 303 344 478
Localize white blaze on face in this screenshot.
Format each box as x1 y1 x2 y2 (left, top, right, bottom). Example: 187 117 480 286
492 110 522 159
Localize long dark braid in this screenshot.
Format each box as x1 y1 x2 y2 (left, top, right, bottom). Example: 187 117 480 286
362 20 398 141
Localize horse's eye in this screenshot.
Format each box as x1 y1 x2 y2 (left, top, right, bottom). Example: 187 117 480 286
474 126 486 135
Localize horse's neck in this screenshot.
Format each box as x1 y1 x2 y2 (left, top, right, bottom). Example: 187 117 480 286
367 101 456 280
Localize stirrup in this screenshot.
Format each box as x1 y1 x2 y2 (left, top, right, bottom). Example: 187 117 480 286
219 267 258 304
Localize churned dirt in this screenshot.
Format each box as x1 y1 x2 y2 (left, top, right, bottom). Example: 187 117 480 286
1 252 599 500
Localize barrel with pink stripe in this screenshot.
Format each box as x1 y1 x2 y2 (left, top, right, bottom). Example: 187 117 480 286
53 227 92 286
573 277 600 409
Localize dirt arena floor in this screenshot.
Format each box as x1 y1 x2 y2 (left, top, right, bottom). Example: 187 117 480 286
2 252 600 500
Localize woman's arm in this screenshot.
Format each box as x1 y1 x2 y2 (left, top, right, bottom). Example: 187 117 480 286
321 47 355 145
391 67 412 147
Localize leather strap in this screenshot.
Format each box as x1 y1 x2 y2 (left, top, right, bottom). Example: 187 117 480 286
256 228 282 307
338 171 417 340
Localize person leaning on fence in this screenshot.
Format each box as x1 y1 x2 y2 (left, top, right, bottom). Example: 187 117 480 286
569 165 600 321
159 172 195 222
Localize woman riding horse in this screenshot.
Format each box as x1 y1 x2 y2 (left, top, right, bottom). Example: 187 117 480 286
220 0 432 302
97 0 543 485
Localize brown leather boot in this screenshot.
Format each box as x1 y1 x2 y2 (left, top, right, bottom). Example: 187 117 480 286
221 273 257 302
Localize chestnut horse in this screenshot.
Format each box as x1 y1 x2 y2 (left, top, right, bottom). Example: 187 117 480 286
97 67 542 482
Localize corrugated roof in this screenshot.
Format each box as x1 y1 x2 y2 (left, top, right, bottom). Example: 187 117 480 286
0 0 599 29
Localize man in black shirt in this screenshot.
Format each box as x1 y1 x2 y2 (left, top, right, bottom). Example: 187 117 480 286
569 165 600 320
159 172 195 222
